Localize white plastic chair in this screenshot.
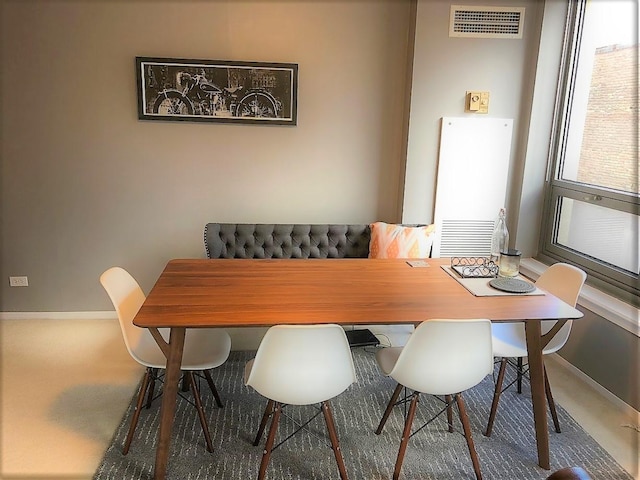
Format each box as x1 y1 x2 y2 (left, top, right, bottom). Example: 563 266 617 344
485 263 586 437
244 324 356 480
100 266 232 454
375 319 493 480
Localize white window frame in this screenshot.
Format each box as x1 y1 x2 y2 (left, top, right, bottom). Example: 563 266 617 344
539 0 639 305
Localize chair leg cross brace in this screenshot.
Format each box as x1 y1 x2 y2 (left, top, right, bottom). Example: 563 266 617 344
122 365 227 457
377 386 483 480
407 396 459 440
486 357 561 437
254 401 326 450
254 400 349 480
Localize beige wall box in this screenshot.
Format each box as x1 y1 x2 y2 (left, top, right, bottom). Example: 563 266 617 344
466 91 489 113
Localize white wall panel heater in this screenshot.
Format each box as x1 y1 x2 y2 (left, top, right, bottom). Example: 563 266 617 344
432 117 513 257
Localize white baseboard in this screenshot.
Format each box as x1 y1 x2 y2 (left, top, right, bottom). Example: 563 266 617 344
548 352 639 421
0 312 414 350
0 311 116 321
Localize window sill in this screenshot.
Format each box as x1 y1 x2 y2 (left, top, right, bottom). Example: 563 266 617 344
520 258 639 338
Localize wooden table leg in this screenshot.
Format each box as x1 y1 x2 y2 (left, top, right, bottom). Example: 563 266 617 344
524 320 550 470
153 327 186 480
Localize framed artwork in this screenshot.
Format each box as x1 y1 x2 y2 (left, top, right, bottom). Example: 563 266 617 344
136 57 298 125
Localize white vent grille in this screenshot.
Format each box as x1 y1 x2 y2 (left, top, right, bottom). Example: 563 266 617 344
438 220 494 257
450 5 525 39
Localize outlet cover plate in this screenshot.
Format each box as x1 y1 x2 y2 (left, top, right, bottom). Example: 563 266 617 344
9 276 28 287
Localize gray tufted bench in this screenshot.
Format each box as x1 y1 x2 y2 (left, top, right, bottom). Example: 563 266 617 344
204 223 371 259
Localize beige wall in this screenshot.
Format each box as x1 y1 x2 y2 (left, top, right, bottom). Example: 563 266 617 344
2 0 637 408
1 0 412 311
0 0 549 312
403 0 544 235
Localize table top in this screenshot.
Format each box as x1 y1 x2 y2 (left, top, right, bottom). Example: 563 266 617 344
133 258 583 329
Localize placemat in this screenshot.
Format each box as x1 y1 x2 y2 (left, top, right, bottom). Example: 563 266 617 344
442 265 544 297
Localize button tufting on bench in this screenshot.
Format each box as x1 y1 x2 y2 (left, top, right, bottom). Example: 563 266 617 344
204 223 372 259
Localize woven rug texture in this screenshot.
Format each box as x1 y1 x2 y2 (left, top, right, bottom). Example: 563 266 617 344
94 349 633 480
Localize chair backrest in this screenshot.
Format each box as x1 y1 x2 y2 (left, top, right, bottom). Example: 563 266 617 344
245 324 356 405
100 266 167 367
536 263 587 351
389 319 493 395
536 263 586 307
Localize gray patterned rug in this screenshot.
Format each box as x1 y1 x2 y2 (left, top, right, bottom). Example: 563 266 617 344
94 349 633 480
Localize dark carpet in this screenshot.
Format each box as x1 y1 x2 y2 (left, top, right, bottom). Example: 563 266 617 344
93 349 633 480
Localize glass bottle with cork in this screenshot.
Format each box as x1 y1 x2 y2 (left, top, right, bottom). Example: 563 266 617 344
490 208 509 264
491 208 522 277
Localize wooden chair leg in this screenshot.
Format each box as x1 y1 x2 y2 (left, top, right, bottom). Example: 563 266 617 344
393 392 419 480
376 383 403 435
322 401 349 480
123 368 151 455
253 399 274 446
517 357 524 394
258 401 282 480
485 357 507 437
544 365 561 433
445 395 454 433
145 368 157 409
187 372 214 453
203 369 224 408
456 393 483 480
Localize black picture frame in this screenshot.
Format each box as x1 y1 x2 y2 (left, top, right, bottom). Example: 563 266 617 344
136 57 298 125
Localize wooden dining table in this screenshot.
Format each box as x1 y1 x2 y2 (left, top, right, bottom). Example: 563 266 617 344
133 257 583 479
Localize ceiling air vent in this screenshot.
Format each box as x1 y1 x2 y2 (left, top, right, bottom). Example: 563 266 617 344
450 5 525 39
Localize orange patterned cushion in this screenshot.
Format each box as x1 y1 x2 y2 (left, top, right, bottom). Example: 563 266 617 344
368 222 435 259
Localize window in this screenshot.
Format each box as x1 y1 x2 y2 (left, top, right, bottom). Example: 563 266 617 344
540 0 639 303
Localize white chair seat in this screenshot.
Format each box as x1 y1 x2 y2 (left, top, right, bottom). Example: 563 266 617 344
491 322 570 359
491 323 529 358
132 328 231 370
375 318 493 480
243 358 254 385
485 263 586 438
246 324 355 406
245 324 356 480
375 346 402 376
100 266 231 455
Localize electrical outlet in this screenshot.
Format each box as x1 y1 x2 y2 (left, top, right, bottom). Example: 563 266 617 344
9 276 28 287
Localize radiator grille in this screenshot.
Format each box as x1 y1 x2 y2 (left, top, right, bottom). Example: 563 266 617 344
438 220 495 257
450 5 525 39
